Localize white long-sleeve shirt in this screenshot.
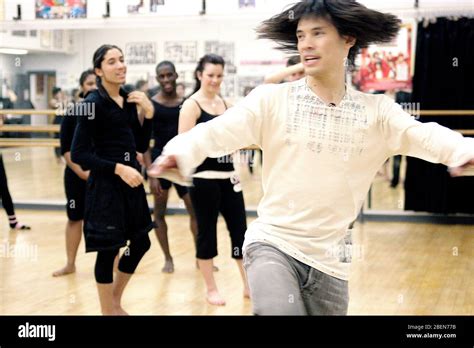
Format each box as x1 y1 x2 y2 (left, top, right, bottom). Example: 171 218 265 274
158 78 474 280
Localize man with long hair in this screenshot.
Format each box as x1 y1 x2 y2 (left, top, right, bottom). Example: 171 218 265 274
148 0 474 315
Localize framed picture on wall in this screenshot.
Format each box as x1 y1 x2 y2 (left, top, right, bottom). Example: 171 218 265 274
204 41 236 73
125 42 156 65
239 0 256 8
164 41 197 64
52 30 64 50
352 24 413 92
127 0 145 14
35 0 87 19
40 30 51 48
221 74 236 99
150 0 165 12
237 76 264 97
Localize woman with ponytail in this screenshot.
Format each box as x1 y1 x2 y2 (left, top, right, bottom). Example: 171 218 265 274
71 44 154 315
173 54 249 306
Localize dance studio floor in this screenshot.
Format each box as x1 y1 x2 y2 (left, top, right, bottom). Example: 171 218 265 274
1 211 472 315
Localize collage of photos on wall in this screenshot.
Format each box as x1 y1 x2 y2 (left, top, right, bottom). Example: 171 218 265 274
353 24 413 93
35 0 87 19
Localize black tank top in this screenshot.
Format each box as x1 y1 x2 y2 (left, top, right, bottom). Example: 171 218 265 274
191 98 234 173
151 99 182 159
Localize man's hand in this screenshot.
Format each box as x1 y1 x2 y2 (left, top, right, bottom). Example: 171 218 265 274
147 155 178 177
449 158 474 177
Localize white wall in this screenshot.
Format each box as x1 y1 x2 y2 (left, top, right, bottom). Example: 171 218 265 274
15 17 288 98
77 17 286 97
7 0 474 96
0 53 20 82
17 30 84 90
4 0 35 20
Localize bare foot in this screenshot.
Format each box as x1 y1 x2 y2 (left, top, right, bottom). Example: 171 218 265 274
196 260 219 272
113 299 129 316
115 306 129 316
206 290 226 306
52 265 76 277
162 259 174 273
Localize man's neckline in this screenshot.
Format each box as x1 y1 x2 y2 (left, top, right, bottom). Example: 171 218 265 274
303 78 349 108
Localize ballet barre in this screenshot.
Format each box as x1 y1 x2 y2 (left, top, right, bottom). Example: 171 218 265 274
0 139 60 147
418 110 474 116
0 109 58 116
0 125 60 133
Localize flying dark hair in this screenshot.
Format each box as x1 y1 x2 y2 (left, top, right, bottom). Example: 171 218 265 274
79 69 95 87
92 44 124 98
193 54 225 94
256 0 401 68
287 55 301 67
155 60 177 75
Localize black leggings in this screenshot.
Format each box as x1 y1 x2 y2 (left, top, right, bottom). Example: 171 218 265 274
0 155 15 216
94 234 151 284
189 177 247 260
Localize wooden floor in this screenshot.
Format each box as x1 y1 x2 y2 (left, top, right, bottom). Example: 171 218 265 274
0 211 253 315
0 210 472 315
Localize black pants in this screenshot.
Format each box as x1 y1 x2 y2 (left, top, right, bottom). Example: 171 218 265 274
190 177 247 260
391 155 402 187
64 168 86 221
0 155 15 216
94 234 151 284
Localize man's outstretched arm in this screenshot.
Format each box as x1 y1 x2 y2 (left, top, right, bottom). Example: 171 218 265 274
380 96 474 176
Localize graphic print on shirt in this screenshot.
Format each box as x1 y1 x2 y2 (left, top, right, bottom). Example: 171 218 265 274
287 81 369 160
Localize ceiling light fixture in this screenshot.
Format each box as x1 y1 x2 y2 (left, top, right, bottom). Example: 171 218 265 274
0 48 29 55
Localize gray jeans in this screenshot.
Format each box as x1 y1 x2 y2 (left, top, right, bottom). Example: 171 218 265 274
243 242 349 315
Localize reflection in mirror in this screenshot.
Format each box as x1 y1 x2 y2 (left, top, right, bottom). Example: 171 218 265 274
3 145 408 213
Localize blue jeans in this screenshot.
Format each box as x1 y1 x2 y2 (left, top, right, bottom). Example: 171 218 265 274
243 242 349 315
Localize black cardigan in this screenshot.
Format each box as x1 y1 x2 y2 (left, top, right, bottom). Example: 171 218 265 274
71 88 152 175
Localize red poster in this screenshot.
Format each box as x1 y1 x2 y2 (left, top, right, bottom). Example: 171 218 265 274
35 0 87 19
353 25 413 92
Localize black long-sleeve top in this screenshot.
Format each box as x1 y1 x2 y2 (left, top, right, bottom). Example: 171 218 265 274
60 113 77 156
71 88 152 175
